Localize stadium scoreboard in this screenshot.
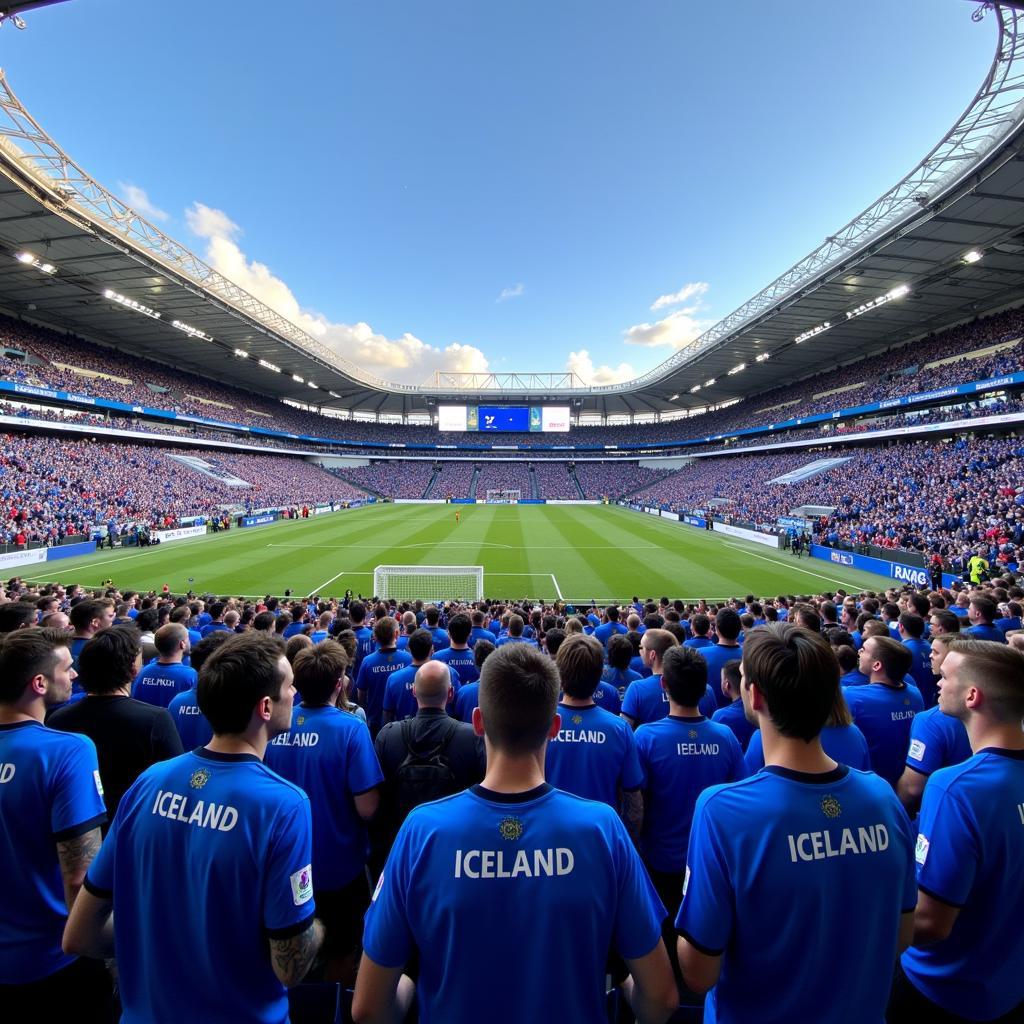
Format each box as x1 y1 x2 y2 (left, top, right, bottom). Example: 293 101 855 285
438 405 570 432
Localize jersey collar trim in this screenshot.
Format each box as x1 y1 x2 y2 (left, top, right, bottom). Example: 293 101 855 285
192 747 262 764
762 764 850 785
472 783 552 804
977 747 1024 760
0 719 37 731
669 715 706 722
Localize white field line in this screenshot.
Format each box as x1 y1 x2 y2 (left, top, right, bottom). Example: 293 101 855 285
720 542 869 588
309 570 347 594
550 574 564 600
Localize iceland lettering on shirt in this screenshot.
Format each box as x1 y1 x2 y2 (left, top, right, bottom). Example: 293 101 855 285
150 788 238 831
453 847 574 879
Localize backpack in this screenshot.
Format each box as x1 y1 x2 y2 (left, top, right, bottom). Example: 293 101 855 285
394 717 460 819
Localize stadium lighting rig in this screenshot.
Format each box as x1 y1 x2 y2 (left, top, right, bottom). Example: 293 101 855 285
727 362 746 375
292 374 304 383
755 352 771 362
171 319 213 342
14 251 56 275
962 249 983 264
259 359 281 373
233 348 249 358
103 289 161 320
795 284 910 344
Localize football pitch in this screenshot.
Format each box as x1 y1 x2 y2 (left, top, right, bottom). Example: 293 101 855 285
20 504 898 602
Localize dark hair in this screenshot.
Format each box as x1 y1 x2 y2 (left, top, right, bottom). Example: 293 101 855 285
208 601 226 621
292 639 348 705
198 632 288 736
447 613 471 645
285 633 313 663
507 614 524 637
473 638 495 669
970 596 998 624
836 645 858 672
898 613 925 639
864 635 913 683
349 600 366 624
606 633 633 670
721 658 742 694
189 631 233 674
0 602 38 634
929 608 961 634
795 607 822 634
741 623 838 742
690 613 711 637
135 608 159 633
661 645 709 707
715 608 742 642
0 627 71 703
478 643 558 755
555 634 604 700
408 628 434 662
78 625 142 694
544 628 566 657
69 598 113 632
253 611 277 632
947 638 1024 723
373 616 397 647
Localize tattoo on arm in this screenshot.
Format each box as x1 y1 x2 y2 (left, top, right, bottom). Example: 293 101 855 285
269 919 325 987
56 827 103 910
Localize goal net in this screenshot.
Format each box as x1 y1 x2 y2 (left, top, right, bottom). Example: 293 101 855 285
486 489 521 504
373 565 484 603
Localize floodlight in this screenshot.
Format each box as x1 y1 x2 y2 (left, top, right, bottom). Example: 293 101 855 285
727 363 746 375
756 352 771 362
962 250 982 264
689 384 701 393
234 349 249 358
15 252 33 264
669 393 678 401
704 378 716 387
292 374 304 383
259 359 281 372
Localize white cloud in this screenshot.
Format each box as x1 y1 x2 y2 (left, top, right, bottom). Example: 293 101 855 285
566 348 637 386
497 282 525 302
183 201 491 385
624 306 713 350
118 182 168 223
650 280 708 311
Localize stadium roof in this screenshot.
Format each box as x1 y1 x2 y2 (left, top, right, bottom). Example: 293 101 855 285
0 3 1022 419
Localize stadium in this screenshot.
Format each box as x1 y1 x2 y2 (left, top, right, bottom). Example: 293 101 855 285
0 2 1022 1023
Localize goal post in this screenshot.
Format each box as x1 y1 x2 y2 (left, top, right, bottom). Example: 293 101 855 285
486 489 521 504
373 565 484 602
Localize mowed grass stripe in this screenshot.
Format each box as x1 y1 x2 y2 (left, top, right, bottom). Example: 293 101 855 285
23 505 901 599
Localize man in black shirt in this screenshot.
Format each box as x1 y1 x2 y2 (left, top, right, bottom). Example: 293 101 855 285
372 660 483 871
48 625 182 825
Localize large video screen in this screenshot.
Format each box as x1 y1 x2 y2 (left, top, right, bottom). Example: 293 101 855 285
437 405 570 433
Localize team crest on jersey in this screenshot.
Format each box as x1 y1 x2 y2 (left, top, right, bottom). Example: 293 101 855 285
498 816 524 841
820 795 842 819
189 769 211 790
903 697 910 706
297 716 305 726
688 729 698 739
572 714 583 726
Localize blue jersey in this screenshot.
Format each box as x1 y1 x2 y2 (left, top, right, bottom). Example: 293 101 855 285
683 636 714 651
841 669 870 687
454 681 479 723
592 680 622 716
711 699 756 751
352 625 374 676
901 748 1024 1020
544 704 643 808
86 748 315 1024
900 638 936 707
310 630 329 644
363 784 665 1024
356 647 413 732
622 676 716 725
904 706 971 780
845 682 924 788
635 715 746 873
629 654 651 678
382 663 459 721
264 705 383 889
593 621 627 647
601 665 640 696
199 621 232 638
698 644 743 709
429 627 449 651
132 661 198 709
964 623 1007 643
994 615 1021 634
0 721 106 983
494 635 539 648
744 724 871 774
468 626 493 648
167 687 214 750
433 646 478 685
281 621 306 640
677 765 917 1024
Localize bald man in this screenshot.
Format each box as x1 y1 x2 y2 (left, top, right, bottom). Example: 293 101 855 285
371 660 484 871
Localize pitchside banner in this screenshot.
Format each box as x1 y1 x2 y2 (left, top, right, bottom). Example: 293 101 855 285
712 521 782 548
153 525 206 544
682 515 707 528
809 544 959 588
241 513 277 528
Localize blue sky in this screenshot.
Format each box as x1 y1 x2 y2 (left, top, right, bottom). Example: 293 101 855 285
4 0 996 385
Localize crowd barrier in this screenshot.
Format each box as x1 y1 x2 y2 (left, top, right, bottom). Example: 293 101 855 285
241 513 278 528
0 539 97 571
153 525 206 544
712 521 783 548
809 544 960 588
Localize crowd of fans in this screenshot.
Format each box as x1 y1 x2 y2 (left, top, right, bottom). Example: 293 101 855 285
1 303 1022 458
0 434 367 545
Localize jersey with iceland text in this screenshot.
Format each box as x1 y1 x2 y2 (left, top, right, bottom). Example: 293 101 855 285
85 748 315 1024
363 785 665 1024
356 647 414 732
433 646 479 685
0 721 106 984
622 676 717 725
382 663 460 722
711 699 756 752
901 749 1024 1021
131 661 197 709
744 724 871 774
264 705 383 890
904 706 971 780
635 715 746 873
677 765 917 1024
167 688 214 750
544 704 643 808
845 682 924 788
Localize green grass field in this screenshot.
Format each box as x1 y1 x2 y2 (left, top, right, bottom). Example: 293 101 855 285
20 504 898 602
